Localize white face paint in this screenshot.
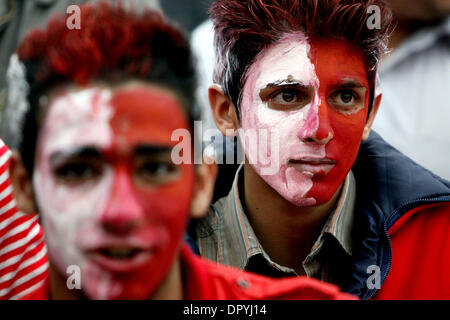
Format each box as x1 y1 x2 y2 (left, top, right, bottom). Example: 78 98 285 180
239 32 325 206
33 87 117 298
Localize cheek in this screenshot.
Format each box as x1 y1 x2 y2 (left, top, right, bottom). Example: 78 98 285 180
240 92 259 131
241 92 309 148
137 165 195 236
308 112 367 203
333 111 367 146
326 110 368 169
33 159 113 269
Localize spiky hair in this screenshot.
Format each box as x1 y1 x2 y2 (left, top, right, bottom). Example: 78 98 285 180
210 0 392 114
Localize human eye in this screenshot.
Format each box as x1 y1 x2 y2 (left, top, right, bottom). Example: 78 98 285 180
328 89 364 113
267 88 310 110
134 157 180 186
52 160 102 185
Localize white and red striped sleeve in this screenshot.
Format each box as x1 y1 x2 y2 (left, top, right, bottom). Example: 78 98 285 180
0 139 49 300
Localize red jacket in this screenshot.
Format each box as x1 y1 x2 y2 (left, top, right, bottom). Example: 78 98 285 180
374 203 450 299
181 246 356 300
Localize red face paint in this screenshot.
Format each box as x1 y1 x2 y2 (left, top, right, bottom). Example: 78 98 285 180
306 37 370 204
34 83 194 299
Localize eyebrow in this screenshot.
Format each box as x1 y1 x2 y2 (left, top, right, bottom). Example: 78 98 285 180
134 145 173 156
50 147 102 164
259 79 310 100
334 80 366 89
49 145 173 164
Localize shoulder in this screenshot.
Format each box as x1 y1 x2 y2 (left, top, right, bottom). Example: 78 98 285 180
389 202 450 237
389 202 450 264
197 255 356 300
354 132 450 218
377 202 450 299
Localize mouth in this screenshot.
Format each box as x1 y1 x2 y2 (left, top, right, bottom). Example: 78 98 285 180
98 248 144 260
88 246 155 272
288 158 336 176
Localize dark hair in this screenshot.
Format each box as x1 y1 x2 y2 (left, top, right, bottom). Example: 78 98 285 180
210 0 393 116
16 1 198 175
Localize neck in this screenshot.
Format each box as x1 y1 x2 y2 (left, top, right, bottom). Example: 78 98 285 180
243 164 342 273
49 256 183 300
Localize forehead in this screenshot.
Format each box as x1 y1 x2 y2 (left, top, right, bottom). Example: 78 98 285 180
39 82 189 155
247 32 318 88
246 32 368 88
308 36 369 84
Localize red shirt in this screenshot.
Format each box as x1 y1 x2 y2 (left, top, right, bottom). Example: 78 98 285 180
181 246 356 300
374 203 450 300
21 245 356 300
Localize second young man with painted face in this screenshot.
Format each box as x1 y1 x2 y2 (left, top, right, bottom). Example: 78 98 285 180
192 0 450 299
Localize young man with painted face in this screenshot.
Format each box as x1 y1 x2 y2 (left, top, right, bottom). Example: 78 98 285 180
6 2 355 300
192 0 450 299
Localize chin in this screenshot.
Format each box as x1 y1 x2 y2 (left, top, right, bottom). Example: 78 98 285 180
83 279 154 300
288 195 317 207
306 182 343 206
80 265 155 300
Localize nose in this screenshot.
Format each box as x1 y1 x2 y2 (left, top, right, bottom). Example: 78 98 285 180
101 168 144 235
298 101 334 145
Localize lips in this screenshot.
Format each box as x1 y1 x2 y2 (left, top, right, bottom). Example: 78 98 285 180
288 157 336 176
98 248 144 260
86 244 157 273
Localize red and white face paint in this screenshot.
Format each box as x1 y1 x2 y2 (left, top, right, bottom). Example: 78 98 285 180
33 83 194 299
240 32 369 206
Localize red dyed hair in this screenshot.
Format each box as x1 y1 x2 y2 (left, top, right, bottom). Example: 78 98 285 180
210 0 393 113
15 1 197 175
18 1 189 85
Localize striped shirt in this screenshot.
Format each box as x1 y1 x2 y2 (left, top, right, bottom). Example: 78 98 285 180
196 164 356 285
0 139 49 300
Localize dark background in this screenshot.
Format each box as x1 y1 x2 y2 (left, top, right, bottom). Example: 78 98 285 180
161 0 215 33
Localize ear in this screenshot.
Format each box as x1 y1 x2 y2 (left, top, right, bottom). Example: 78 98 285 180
190 160 217 219
9 150 36 214
362 93 382 141
208 84 240 137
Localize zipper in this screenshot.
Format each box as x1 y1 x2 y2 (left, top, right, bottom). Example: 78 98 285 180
364 195 450 300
